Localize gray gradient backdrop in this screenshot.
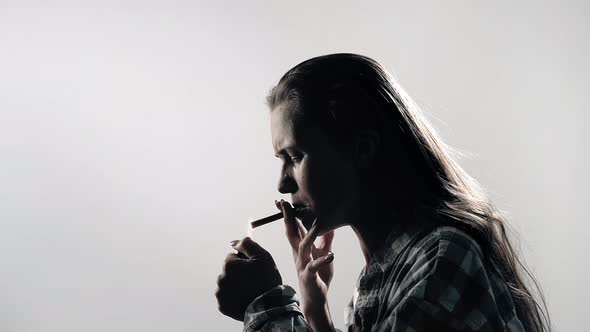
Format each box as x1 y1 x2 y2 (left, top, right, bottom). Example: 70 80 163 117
0 1 588 331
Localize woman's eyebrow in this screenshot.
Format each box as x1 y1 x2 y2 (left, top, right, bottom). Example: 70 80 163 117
274 150 287 158
274 146 296 157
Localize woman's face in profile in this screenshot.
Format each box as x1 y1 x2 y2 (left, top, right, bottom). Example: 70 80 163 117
271 104 360 232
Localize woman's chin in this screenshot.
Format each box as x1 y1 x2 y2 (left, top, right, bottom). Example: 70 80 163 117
301 215 335 234
295 208 316 230
298 216 315 230
296 208 338 233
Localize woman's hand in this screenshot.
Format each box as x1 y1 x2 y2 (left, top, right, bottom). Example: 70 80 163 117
277 200 336 331
215 237 282 322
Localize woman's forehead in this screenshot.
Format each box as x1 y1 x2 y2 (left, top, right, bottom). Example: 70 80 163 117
270 105 325 152
271 106 299 151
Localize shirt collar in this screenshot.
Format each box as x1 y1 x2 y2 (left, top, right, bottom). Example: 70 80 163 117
361 209 440 276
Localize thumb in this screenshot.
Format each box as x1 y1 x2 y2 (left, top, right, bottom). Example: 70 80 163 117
232 237 271 260
307 252 335 275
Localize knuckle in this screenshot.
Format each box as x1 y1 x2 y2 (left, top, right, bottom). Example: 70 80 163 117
258 254 271 263
223 261 237 274
299 269 312 281
298 241 306 252
217 303 227 315
241 236 252 246
214 286 222 299
217 272 229 285
236 236 252 251
296 269 305 279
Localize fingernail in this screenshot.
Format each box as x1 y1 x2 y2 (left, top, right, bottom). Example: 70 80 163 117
229 240 238 247
324 252 334 262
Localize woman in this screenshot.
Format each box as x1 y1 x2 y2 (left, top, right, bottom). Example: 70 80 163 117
215 54 551 331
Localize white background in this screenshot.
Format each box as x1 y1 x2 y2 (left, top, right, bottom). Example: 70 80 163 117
0 1 588 331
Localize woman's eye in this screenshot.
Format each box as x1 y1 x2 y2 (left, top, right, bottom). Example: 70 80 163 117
289 155 302 163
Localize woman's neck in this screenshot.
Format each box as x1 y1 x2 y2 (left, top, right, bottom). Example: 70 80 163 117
350 218 396 264
349 206 414 264
350 164 434 264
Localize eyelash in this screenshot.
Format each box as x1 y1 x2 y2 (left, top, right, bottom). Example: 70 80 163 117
277 152 303 164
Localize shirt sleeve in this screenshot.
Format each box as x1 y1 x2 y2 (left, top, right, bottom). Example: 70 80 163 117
243 285 345 332
243 285 312 332
375 230 525 332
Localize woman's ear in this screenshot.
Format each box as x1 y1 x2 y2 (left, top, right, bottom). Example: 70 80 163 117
353 130 380 169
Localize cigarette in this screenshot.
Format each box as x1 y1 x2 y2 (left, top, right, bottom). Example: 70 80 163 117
250 212 284 229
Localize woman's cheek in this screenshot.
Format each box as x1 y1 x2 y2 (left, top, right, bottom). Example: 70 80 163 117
308 162 337 198
302 159 322 200
301 160 314 193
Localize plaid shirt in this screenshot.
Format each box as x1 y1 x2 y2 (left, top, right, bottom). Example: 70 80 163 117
243 221 525 332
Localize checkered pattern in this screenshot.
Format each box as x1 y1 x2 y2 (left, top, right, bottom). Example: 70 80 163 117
243 223 525 332
244 285 312 331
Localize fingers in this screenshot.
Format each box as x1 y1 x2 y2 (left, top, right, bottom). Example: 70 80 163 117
318 230 335 251
277 200 305 252
228 242 248 260
312 230 334 258
296 219 321 270
225 252 240 262
275 200 334 273
306 252 335 276
222 252 238 273
299 219 320 257
231 237 271 261
311 243 322 260
290 218 308 261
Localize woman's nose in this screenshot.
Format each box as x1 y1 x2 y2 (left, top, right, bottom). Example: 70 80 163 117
277 173 297 194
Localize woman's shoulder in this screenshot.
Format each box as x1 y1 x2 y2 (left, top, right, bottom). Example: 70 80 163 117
379 224 523 331
407 224 485 263
389 224 490 292
399 224 512 309
425 225 484 258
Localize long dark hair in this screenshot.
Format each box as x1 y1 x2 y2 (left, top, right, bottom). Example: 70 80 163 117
267 53 551 332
